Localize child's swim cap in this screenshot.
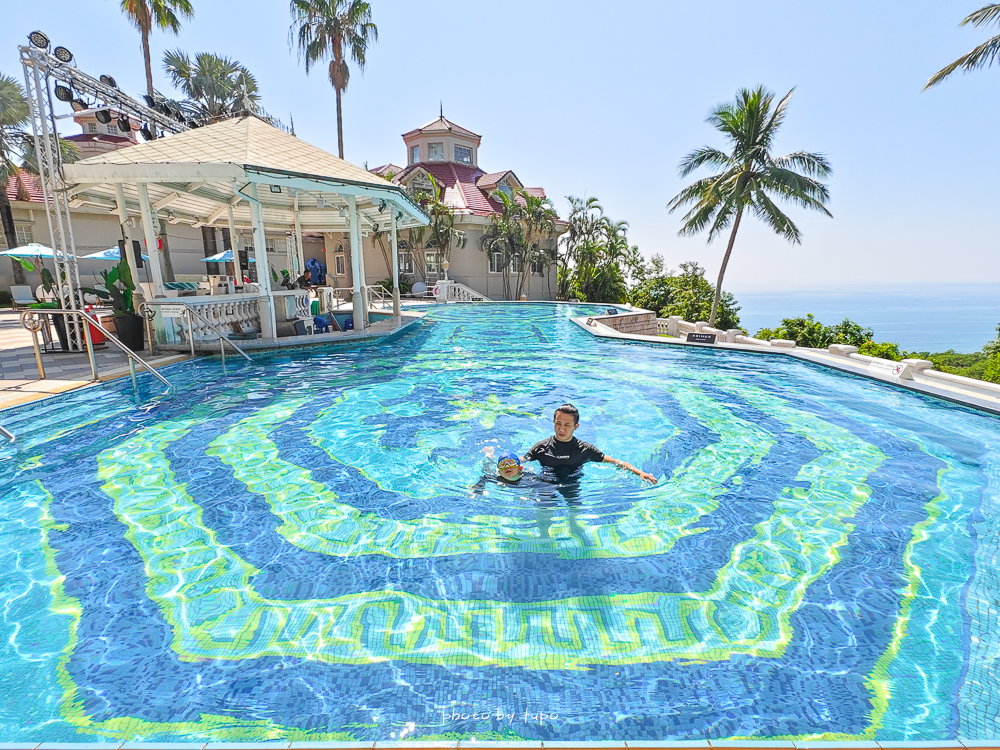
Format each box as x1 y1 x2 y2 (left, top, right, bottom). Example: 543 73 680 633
497 452 522 470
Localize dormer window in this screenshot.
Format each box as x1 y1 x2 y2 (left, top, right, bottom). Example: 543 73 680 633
428 142 444 162
499 180 514 200
411 145 420 164
87 122 97 134
455 145 472 165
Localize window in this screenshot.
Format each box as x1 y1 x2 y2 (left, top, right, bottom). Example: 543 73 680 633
455 145 472 164
531 259 544 275
334 254 346 276
489 252 504 274
398 252 414 275
265 237 278 253
106 124 117 135
425 251 440 274
86 122 97 134
407 175 432 199
0 224 33 250
510 256 523 274
499 181 514 200
427 142 444 162
411 145 420 164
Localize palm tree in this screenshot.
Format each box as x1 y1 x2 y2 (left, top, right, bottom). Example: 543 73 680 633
0 74 30 284
163 49 260 123
516 191 558 299
290 0 378 159
668 86 832 327
120 0 194 101
925 4 1000 89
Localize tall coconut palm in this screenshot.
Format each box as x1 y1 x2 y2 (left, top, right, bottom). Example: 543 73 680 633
516 191 558 300
668 86 832 327
163 49 260 123
290 0 378 159
120 0 194 100
925 4 1000 89
0 74 30 284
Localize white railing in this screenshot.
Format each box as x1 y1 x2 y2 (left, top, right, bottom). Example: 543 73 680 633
437 280 491 302
366 285 391 309
186 296 262 339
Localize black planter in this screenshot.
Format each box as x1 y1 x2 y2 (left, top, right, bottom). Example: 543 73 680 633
114 314 145 352
50 313 70 352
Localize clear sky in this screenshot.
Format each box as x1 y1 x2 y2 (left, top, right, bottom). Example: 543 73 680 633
2 0 998 293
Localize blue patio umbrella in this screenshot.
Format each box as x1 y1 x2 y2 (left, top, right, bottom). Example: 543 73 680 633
0 243 57 259
202 249 255 263
81 246 150 261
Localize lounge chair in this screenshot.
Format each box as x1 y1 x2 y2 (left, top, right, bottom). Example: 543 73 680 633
10 285 35 309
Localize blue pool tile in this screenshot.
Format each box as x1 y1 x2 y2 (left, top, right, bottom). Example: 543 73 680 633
627 744 711 749
204 744 290 750
878 744 966 749
289 744 373 749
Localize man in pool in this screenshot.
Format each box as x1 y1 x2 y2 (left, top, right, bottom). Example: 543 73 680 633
523 403 657 483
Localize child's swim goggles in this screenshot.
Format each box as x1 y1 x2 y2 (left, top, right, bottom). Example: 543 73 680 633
497 453 521 471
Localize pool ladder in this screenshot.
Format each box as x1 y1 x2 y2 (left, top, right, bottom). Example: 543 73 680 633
0 423 13 443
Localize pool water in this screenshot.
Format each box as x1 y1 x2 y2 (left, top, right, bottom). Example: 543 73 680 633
1 303 999 743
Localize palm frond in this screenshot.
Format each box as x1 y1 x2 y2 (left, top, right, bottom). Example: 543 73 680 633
924 33 1000 88
678 146 733 177
750 188 801 244
963 3 1000 28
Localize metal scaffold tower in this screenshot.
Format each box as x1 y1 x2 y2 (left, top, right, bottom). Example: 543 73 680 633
18 30 189 350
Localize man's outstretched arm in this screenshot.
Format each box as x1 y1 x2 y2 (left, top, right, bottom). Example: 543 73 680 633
602 455 656 483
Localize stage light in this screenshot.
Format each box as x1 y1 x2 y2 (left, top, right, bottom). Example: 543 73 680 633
54 84 73 102
142 94 156 108
99 75 118 89
28 31 49 49
378 199 387 213
117 115 131 132
71 98 88 112
139 124 153 140
95 109 112 125
53 46 73 63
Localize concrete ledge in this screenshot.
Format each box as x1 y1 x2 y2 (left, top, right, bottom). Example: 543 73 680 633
574 315 1000 417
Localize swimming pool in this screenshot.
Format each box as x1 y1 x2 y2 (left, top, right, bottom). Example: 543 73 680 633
1 303 998 743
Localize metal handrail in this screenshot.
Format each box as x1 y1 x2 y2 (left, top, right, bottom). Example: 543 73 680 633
142 301 252 364
366 285 390 309
0 423 14 443
19 308 173 391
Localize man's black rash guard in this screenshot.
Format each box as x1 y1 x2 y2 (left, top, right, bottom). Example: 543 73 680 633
524 436 605 470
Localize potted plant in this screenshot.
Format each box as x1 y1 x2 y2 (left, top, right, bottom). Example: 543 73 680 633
92 259 144 351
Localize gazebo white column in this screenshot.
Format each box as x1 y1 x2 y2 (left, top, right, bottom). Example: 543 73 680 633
391 210 400 319
137 182 166 297
249 183 277 340
226 204 239 281
348 195 364 330
293 193 305 277
354 200 369 328
112 183 142 298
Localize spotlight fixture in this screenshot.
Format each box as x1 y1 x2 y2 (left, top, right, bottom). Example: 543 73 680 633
117 115 131 132
269 185 282 194
316 197 325 209
139 124 153 140
28 31 49 49
94 109 112 125
142 94 156 108
53 46 73 63
99 75 118 89
54 84 73 102
338 207 346 217
395 210 403 223
70 98 88 112
378 199 387 213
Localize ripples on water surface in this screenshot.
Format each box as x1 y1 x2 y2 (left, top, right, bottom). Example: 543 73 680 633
1 303 999 742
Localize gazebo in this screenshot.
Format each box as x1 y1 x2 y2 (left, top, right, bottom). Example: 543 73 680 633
63 115 428 340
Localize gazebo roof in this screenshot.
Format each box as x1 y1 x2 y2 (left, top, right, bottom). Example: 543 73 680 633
64 115 428 233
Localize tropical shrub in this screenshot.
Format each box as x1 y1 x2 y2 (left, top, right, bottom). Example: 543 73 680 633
858 340 904 361
651 262 741 330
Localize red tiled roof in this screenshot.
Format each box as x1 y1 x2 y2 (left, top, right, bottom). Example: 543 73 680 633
369 163 403 178
393 163 552 218
4 172 44 203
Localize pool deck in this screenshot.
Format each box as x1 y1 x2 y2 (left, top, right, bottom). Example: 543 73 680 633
574 316 1000 417
0 307 424 411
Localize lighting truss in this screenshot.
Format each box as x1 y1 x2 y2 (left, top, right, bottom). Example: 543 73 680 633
19 40 190 349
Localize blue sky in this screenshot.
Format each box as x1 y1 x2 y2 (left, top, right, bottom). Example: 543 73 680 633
2 0 998 292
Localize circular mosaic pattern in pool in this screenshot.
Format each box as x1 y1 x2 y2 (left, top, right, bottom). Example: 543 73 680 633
1 303 998 743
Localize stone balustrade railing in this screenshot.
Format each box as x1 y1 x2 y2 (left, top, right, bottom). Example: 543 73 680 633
436 279 491 302
150 294 262 351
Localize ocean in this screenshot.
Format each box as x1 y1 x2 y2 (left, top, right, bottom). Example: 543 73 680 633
732 284 1000 354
